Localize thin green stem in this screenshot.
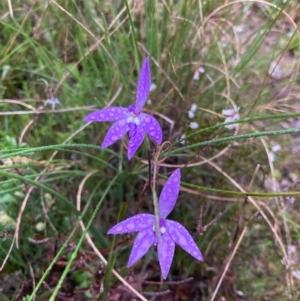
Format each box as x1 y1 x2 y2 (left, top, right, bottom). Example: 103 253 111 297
0 144 117 160
152 143 165 241
143 136 160 238
144 135 151 151
175 178 300 197
0 171 79 213
170 128 300 155
175 111 300 146
152 189 161 240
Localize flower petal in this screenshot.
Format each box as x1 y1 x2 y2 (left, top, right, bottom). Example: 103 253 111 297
159 169 181 219
141 113 162 145
127 123 146 160
167 220 203 261
268 152 275 162
44 97 60 110
107 214 155 234
157 232 175 279
189 122 199 129
222 109 234 116
272 144 281 152
135 57 151 113
233 105 240 112
127 229 157 267
84 107 128 122
224 116 239 130
101 118 129 149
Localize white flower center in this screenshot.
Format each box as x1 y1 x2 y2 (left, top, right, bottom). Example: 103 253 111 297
127 116 140 125
152 225 167 235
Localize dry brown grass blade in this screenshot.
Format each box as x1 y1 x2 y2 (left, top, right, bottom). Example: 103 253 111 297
138 43 186 102
19 119 35 145
198 154 289 266
7 0 13 18
50 0 116 67
53 4 128 95
76 170 148 301
0 99 36 111
261 137 294 292
209 226 247 301
1 1 38 64
142 144 231 169
209 162 260 299
0 105 96 116
203 0 300 81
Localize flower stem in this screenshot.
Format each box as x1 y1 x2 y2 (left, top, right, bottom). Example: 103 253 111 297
152 188 161 241
148 136 161 240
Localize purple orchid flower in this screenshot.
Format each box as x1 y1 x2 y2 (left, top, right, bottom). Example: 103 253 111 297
84 57 162 159
107 169 203 279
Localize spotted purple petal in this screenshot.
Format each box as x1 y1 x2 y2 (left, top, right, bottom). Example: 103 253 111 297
167 220 203 261
157 232 175 279
84 107 128 122
141 113 163 145
127 124 146 160
107 214 155 234
135 57 151 113
127 229 157 267
159 169 181 218
101 118 129 149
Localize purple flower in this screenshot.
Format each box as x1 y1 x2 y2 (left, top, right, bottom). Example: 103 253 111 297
84 57 162 159
44 97 60 110
107 169 203 279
